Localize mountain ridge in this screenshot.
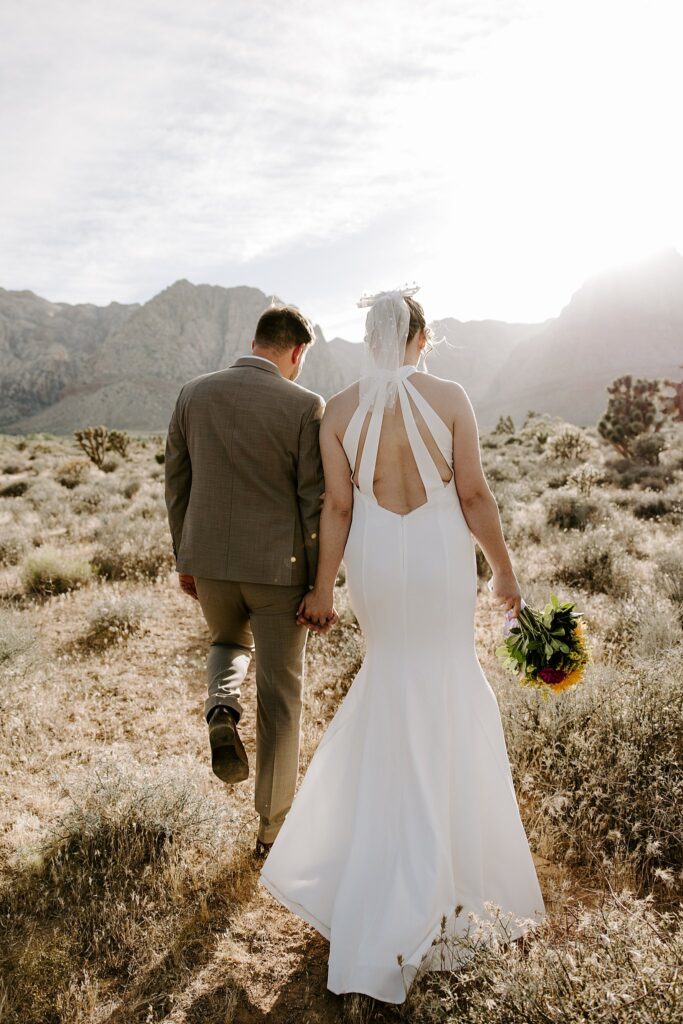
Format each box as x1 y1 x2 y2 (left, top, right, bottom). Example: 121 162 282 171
1 249 681 433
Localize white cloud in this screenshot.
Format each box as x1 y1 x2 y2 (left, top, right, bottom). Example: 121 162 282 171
1 0 681 335
0 1 524 299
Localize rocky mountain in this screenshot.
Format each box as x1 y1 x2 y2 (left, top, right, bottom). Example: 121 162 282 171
1 249 681 434
476 247 683 426
425 319 548 410
0 289 138 428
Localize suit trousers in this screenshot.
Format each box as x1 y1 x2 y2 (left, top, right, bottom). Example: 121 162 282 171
194 577 309 843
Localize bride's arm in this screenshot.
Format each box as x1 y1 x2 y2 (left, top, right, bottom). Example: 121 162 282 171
296 400 354 629
450 384 522 616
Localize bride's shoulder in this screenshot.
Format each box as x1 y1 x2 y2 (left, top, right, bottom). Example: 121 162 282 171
322 381 361 426
415 371 468 400
325 380 361 410
414 372 474 424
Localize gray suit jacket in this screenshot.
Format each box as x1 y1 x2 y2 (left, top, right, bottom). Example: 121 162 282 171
164 355 325 587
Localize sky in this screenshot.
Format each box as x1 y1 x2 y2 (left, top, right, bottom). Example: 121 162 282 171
1 0 682 342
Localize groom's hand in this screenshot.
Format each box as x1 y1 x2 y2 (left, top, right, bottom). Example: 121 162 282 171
296 590 338 633
178 572 198 600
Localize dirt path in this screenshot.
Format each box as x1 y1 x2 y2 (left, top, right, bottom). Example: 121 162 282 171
166 588 569 1023
3 571 571 1024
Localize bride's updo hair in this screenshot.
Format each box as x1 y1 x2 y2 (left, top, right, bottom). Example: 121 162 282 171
404 295 434 347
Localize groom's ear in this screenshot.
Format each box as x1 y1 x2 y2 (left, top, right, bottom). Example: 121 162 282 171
291 342 306 364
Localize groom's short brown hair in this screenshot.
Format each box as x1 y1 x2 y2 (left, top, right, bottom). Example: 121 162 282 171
255 305 316 353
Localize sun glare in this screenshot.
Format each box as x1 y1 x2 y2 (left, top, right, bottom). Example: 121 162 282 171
411 0 683 324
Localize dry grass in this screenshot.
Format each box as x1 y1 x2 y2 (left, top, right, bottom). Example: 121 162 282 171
0 421 681 1023
401 891 683 1024
22 545 95 595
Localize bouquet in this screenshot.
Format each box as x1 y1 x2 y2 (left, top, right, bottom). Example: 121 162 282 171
487 581 591 695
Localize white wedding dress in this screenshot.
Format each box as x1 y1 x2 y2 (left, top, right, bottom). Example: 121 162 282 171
259 362 545 1004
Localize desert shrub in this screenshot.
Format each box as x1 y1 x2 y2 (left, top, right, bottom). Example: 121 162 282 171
501 650 683 894
91 515 174 580
23 546 95 596
630 592 683 654
632 495 682 521
55 457 90 489
2 463 26 474
23 477 67 521
0 608 37 666
0 529 28 566
485 464 512 483
408 894 683 1024
0 760 239 1021
82 593 146 648
505 503 544 547
68 482 104 513
154 451 165 464
636 470 677 491
601 589 683 661
544 493 604 531
546 472 570 489
122 478 141 499
130 493 165 518
655 549 683 608
604 458 674 490
545 427 592 463
519 414 553 446
556 529 632 597
40 764 222 894
567 462 603 495
475 546 488 580
0 479 30 498
67 477 123 516
100 455 121 473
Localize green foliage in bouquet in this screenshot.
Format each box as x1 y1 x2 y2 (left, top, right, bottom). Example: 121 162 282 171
495 594 591 696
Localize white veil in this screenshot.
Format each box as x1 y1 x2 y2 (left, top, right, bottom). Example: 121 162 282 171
356 283 421 410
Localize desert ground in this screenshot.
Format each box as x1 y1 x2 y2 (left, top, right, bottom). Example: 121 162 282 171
0 411 681 1023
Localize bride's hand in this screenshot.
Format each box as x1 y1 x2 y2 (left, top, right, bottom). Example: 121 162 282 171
296 589 338 632
489 571 522 618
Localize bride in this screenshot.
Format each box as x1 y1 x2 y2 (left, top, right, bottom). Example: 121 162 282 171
258 285 545 1004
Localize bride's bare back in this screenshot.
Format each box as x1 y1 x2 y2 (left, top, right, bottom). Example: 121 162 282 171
331 369 458 516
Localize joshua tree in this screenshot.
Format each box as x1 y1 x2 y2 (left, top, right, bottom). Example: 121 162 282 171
631 433 668 466
662 368 683 423
109 430 130 457
74 426 109 468
597 375 669 458
493 415 515 435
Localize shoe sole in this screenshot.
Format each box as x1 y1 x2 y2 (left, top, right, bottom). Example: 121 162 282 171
210 720 249 784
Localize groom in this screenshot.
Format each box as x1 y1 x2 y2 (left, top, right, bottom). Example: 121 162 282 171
164 304 334 857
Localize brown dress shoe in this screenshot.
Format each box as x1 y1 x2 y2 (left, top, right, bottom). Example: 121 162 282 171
208 707 249 783
254 838 273 859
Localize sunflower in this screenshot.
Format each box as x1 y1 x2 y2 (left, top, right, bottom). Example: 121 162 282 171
494 592 591 696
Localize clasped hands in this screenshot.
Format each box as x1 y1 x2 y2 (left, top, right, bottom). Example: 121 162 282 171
178 572 338 634
296 588 338 634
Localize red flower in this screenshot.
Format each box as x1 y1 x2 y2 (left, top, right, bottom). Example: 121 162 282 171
538 666 568 686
